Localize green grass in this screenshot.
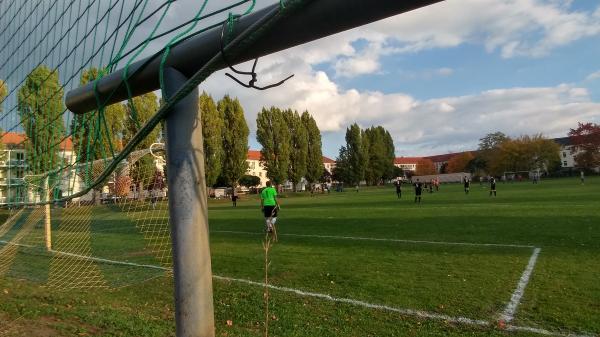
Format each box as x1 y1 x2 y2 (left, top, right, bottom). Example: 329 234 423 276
0 177 599 336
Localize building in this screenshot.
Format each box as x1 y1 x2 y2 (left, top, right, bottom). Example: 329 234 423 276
323 156 336 173
245 150 336 188
393 157 421 172
1 132 76 205
554 137 578 171
246 150 268 187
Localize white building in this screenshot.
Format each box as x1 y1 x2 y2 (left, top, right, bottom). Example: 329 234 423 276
246 150 335 188
393 157 421 172
1 132 78 205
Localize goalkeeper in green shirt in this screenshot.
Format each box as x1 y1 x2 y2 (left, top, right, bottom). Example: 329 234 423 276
260 181 280 233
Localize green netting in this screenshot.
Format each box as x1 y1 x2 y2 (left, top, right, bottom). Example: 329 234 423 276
0 0 274 207
0 0 309 292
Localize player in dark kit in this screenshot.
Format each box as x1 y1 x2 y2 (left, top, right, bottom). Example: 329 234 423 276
395 180 402 199
464 176 470 194
414 179 422 203
489 177 497 197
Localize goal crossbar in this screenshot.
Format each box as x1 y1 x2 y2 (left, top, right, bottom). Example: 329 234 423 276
65 0 442 114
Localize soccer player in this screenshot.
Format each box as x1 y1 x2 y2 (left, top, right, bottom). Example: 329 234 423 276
395 179 402 199
464 176 470 194
580 171 585 185
489 177 497 197
414 178 423 203
231 188 238 207
260 181 280 233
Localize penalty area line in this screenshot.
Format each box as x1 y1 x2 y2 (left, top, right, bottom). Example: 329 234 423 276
212 230 535 248
499 247 541 323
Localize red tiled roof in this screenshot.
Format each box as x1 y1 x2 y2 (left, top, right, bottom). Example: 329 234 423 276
0 132 26 145
394 157 422 164
322 156 335 164
1 132 73 151
424 151 477 163
247 150 261 161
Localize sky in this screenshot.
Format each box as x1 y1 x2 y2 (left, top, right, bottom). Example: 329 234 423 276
192 0 600 158
5 0 598 159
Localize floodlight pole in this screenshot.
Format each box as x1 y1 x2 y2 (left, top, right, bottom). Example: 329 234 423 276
163 67 214 337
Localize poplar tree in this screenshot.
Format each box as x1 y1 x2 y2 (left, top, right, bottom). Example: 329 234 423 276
0 80 7 152
364 126 396 185
199 92 223 187
72 68 126 164
336 123 366 186
283 109 308 191
219 95 249 188
302 111 324 185
17 65 65 174
256 106 290 186
124 92 160 197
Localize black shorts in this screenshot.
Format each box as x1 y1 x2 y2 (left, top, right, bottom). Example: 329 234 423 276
263 205 278 218
415 189 422 196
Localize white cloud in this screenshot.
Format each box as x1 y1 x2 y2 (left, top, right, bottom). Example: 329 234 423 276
259 0 600 78
586 70 600 81
189 1 600 155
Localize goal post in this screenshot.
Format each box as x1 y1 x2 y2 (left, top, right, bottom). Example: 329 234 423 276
63 1 443 336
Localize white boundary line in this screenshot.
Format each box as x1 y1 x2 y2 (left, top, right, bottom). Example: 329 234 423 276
500 247 542 323
506 324 596 337
211 230 536 248
213 274 488 326
0 243 595 337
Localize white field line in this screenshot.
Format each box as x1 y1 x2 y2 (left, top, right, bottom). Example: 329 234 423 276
506 324 596 337
0 244 594 337
213 274 488 326
212 230 535 248
500 247 541 323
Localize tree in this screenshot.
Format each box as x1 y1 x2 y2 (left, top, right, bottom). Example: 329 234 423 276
478 132 509 151
447 152 475 173
334 124 367 185
0 79 7 113
494 135 560 174
72 68 126 164
219 95 249 187
199 92 223 187
0 80 7 152
477 131 510 175
256 107 290 186
239 175 260 188
283 109 308 191
415 158 436 175
363 126 395 185
18 65 65 174
301 111 324 185
333 146 351 184
124 93 160 197
569 122 600 170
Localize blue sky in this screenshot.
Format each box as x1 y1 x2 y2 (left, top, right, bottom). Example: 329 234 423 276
200 0 600 158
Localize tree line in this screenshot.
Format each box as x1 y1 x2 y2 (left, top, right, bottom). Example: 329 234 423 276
255 107 324 191
332 123 397 186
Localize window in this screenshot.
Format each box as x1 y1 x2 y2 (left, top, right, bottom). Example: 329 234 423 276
562 152 566 158
563 161 567 166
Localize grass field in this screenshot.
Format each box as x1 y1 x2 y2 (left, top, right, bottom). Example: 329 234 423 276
0 177 599 337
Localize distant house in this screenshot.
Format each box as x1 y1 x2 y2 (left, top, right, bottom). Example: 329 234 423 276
323 156 336 173
245 150 335 188
393 157 421 172
553 136 599 173
1 132 76 205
